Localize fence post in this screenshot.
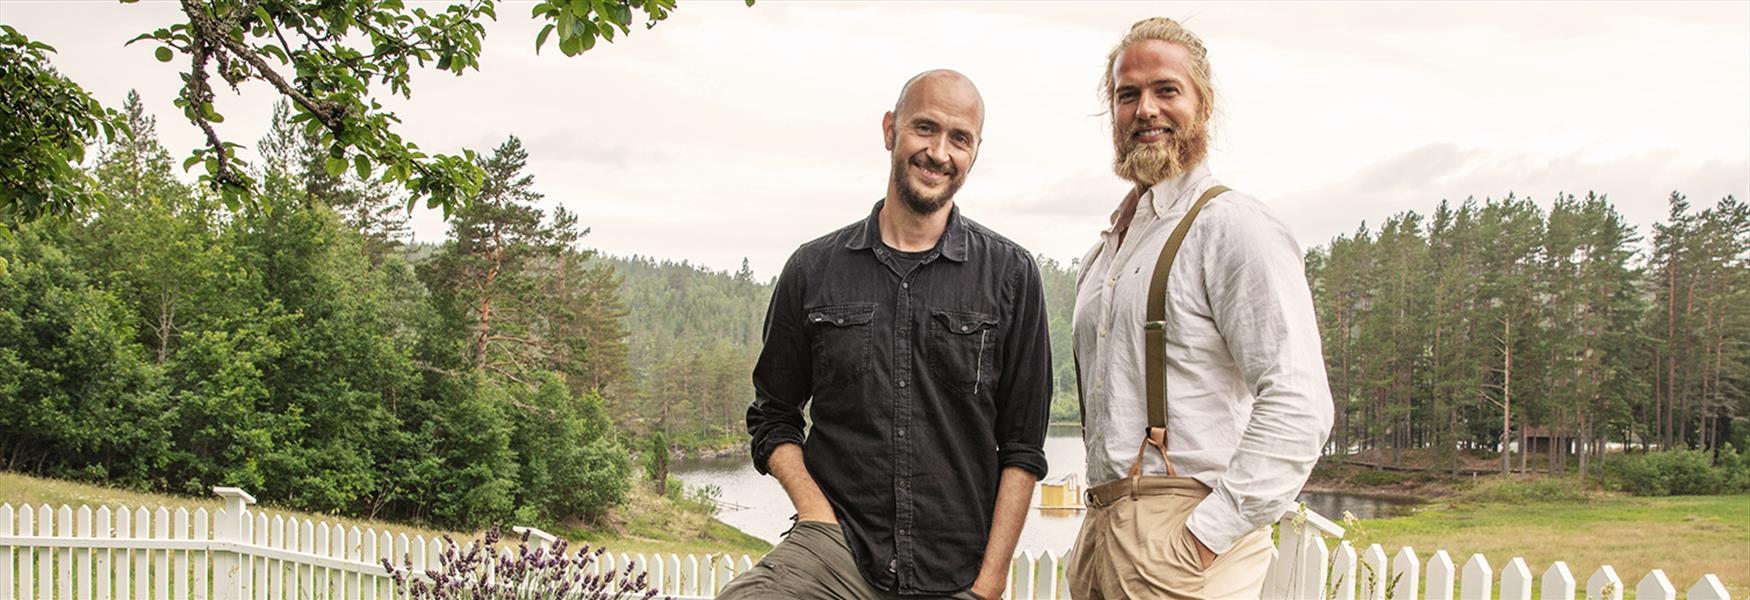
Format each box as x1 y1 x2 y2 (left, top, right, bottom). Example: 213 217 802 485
213 487 257 599
511 526 558 550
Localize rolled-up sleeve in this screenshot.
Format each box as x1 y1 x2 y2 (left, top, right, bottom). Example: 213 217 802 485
747 252 812 475
1185 201 1335 554
993 253 1053 480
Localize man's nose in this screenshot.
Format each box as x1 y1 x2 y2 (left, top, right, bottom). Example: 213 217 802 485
926 135 951 165
1136 92 1163 121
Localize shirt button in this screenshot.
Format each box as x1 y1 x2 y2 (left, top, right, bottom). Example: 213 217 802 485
836 318 844 325
902 282 909 289
898 380 907 388
898 428 907 438
960 325 971 332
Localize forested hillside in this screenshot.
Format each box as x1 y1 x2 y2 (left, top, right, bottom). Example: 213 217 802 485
596 251 1083 446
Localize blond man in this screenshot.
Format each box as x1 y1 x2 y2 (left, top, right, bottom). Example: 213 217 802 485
1067 18 1335 599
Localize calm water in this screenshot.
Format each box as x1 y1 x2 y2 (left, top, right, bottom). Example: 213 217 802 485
673 425 1418 551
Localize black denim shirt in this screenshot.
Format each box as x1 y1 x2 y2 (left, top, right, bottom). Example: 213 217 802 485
747 200 1053 595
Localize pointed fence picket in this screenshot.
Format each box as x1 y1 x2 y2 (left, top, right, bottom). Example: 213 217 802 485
1 489 1739 599
1459 553 1492 600
1544 561 1578 600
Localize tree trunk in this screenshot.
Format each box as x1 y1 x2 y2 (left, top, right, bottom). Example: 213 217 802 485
1500 316 1514 475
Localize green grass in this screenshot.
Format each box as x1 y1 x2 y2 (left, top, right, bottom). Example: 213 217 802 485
1342 491 1749 598
0 471 769 558
557 481 771 557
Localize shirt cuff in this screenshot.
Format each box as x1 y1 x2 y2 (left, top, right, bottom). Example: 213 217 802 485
1185 487 1259 555
996 443 1048 480
750 426 805 475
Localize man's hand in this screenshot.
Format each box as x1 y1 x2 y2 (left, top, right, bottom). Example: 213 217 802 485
1190 528 1217 569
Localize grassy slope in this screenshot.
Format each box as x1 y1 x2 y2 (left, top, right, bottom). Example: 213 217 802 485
0 471 769 558
1344 489 1749 597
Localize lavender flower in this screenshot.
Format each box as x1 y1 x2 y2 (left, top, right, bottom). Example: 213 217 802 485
384 524 669 600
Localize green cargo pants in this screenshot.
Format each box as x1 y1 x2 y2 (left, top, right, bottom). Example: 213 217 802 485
716 521 986 600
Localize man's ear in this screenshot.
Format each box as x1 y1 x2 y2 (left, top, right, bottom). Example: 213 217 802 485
882 111 896 151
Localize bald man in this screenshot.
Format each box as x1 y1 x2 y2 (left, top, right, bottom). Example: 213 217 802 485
725 71 1053 600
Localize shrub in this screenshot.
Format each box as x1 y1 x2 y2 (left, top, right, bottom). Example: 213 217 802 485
1716 444 1750 493
1461 476 1588 503
383 525 660 599
1607 450 1724 496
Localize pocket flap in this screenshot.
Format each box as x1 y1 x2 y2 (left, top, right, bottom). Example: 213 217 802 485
808 304 876 327
932 310 999 335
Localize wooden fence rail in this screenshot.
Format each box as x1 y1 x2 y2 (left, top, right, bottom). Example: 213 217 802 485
0 487 1736 599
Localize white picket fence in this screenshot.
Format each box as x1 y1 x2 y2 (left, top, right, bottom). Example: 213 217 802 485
0 487 1738 599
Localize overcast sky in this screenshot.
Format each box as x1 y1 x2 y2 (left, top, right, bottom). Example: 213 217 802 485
7 1 1748 278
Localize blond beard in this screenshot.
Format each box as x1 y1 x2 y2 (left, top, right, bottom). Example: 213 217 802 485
1112 118 1209 187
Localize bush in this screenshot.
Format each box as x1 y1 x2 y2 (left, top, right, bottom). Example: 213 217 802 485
1716 444 1750 493
512 378 632 524
1351 470 1411 487
1607 449 1729 496
1461 476 1588 503
383 525 656 599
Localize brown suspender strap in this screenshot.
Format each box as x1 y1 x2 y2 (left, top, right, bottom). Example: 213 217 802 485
1073 350 1087 429
1128 184 1230 479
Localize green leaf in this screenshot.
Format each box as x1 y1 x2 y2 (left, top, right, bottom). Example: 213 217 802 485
535 24 555 53
556 12 575 40
155 47 173 62
354 154 370 179
183 155 202 172
325 156 348 178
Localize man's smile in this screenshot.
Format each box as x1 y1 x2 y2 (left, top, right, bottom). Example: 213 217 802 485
911 158 953 184
1132 127 1170 143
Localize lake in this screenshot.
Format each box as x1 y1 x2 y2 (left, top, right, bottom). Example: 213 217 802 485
673 425 1419 551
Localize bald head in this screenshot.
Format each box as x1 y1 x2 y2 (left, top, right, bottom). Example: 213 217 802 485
892 69 985 132
881 70 984 217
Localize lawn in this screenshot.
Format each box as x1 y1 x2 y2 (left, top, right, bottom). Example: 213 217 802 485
1344 492 1749 598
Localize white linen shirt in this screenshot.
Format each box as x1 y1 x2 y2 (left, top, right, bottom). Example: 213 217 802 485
1072 162 1334 554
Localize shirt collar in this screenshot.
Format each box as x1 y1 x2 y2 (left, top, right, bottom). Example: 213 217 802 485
846 199 969 262
1143 161 1215 219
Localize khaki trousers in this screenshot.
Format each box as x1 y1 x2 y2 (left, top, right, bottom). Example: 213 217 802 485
717 521 984 600
1066 476 1274 600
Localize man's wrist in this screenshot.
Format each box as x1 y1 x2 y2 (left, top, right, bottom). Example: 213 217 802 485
796 505 836 523
969 571 1004 599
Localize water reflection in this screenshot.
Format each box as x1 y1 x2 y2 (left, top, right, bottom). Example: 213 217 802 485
672 426 1419 551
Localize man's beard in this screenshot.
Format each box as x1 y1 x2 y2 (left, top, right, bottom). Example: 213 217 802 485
890 153 964 216
1112 117 1209 187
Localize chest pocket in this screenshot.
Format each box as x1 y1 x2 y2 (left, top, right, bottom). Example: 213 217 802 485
926 309 1000 397
807 303 876 392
